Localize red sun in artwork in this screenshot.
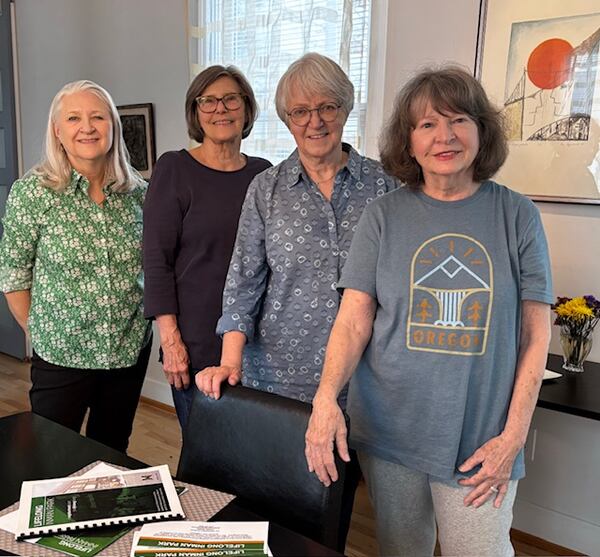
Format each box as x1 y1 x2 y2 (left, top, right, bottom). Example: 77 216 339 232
527 38 574 90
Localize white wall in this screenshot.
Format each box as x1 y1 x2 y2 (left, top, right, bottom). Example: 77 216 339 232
13 0 600 404
15 0 188 168
540 202 600 360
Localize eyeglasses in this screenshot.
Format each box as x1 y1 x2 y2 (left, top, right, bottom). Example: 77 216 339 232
286 103 341 126
196 93 246 113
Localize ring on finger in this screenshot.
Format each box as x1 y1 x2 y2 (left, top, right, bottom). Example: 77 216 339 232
489 485 499 493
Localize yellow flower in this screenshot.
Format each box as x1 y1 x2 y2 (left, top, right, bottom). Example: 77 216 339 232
555 297 595 321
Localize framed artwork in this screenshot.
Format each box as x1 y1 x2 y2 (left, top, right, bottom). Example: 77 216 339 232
476 1 600 204
117 103 156 180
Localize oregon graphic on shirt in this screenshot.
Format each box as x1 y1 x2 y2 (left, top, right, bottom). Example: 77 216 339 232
407 233 493 356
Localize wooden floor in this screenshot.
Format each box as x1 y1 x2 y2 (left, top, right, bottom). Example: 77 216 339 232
0 352 581 556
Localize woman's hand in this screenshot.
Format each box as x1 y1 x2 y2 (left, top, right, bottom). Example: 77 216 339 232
457 433 521 508
195 365 242 400
161 337 190 390
156 314 190 390
305 394 350 486
4 290 31 335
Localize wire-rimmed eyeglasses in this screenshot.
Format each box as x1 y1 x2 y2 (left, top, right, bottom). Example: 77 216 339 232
286 102 342 126
196 93 246 113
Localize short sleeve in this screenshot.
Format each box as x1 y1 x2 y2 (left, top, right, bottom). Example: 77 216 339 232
517 199 553 304
337 200 382 298
0 176 42 292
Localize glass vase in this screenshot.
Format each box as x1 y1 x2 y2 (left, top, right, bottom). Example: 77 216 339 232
560 330 592 372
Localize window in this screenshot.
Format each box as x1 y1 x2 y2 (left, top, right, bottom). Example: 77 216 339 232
188 0 372 163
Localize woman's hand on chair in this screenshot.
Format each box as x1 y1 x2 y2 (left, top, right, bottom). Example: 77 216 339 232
305 394 350 486
195 365 242 400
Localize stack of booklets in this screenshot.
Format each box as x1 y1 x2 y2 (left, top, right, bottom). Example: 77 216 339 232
0 462 185 556
130 521 272 557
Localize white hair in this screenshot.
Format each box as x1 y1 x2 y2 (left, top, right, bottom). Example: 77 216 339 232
33 80 144 192
275 52 355 125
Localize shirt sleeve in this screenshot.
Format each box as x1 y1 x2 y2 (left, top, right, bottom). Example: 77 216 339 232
0 176 42 293
337 200 382 299
216 173 271 340
142 154 184 318
517 198 553 304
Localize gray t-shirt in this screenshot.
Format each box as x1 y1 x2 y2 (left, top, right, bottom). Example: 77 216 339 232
338 181 553 480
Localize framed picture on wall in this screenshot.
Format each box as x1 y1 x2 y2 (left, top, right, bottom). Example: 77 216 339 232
117 103 156 180
476 0 600 204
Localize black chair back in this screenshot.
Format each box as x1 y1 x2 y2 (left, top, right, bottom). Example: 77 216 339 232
177 385 347 551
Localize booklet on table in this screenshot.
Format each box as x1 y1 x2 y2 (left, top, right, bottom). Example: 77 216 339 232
130 521 272 557
14 463 184 541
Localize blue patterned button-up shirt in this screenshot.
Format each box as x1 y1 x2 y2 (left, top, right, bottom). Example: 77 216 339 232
217 144 399 403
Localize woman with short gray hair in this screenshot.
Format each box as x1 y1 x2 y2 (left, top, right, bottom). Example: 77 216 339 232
143 65 271 431
274 52 355 123
195 52 398 552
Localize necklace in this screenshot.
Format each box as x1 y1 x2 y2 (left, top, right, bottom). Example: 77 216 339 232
310 158 345 185
313 171 339 184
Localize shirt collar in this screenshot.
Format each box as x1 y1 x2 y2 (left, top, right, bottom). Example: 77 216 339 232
68 168 116 195
284 142 361 189
68 169 87 194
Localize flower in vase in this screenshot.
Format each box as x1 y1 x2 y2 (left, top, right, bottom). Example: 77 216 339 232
552 295 600 338
553 295 599 372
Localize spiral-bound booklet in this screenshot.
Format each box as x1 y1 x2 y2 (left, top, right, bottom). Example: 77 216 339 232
14 464 184 541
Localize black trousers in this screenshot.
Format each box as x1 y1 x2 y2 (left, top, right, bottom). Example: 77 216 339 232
29 339 152 453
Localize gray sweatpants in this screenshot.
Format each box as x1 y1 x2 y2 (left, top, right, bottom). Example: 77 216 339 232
358 451 518 557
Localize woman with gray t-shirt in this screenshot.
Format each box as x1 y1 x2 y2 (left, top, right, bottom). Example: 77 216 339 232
306 67 553 557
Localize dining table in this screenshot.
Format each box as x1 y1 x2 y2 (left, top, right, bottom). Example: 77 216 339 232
0 411 344 556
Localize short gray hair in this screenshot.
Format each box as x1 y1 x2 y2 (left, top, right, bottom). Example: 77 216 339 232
35 80 143 192
185 65 259 143
275 53 354 125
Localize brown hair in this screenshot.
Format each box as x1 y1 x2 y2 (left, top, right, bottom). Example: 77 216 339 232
185 65 258 143
379 66 508 188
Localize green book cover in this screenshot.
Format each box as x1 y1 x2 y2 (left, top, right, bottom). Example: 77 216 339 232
35 525 129 557
138 538 265 550
27 484 187 557
29 484 170 527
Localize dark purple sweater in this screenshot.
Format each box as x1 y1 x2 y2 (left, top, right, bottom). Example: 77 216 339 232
143 149 271 370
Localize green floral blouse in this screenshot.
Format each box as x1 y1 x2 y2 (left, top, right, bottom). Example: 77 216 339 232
0 170 151 369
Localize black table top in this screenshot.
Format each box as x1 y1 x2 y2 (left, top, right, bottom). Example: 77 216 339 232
0 412 343 557
540 354 600 421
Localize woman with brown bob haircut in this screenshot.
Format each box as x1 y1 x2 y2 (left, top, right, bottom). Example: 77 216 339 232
380 66 508 188
143 65 271 431
305 66 553 556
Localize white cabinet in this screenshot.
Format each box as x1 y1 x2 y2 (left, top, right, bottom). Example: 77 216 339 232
513 407 600 556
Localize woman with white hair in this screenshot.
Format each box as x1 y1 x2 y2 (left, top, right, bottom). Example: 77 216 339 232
195 52 398 551
0 80 151 453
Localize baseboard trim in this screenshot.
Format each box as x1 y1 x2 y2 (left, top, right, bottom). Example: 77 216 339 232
140 396 177 415
510 529 583 556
